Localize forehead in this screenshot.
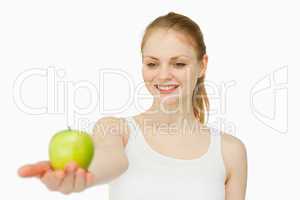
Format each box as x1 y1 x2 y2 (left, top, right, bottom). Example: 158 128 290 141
142 29 197 60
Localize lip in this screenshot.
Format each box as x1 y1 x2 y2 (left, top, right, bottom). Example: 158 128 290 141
154 84 179 94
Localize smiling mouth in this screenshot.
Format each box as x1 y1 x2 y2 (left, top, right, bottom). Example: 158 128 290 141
154 84 179 93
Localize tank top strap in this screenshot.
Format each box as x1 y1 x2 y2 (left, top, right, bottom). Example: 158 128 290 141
208 127 226 175
208 127 222 154
124 116 135 133
123 116 148 156
123 116 140 142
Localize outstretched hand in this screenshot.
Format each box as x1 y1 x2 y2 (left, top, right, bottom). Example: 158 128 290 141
18 161 94 194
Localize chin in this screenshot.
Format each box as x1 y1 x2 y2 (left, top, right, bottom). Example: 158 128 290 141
158 95 181 106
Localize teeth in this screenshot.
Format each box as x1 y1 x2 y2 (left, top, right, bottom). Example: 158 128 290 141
156 85 178 90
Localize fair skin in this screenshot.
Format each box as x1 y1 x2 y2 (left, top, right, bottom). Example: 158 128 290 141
133 28 247 199
17 161 94 193
141 28 206 129
18 28 247 199
18 117 130 195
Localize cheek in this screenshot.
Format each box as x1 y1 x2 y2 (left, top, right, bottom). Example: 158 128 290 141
177 68 197 91
177 68 195 83
142 68 158 94
142 67 156 83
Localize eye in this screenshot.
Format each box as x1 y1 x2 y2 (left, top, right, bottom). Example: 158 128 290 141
175 63 186 68
146 63 157 68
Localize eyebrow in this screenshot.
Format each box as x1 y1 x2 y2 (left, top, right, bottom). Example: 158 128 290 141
143 55 191 60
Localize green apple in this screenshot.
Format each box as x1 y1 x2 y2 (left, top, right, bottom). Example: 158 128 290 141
49 127 94 170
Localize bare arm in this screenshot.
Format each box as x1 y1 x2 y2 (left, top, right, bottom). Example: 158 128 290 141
18 116 129 194
88 116 129 186
222 133 248 200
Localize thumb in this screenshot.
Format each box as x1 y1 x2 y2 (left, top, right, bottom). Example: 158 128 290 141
18 161 51 178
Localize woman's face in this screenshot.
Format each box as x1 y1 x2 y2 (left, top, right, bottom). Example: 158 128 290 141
142 28 206 107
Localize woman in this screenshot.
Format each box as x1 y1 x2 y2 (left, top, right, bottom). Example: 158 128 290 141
18 12 247 200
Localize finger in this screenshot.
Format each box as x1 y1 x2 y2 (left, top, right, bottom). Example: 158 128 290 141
86 172 94 188
59 162 78 194
74 168 86 192
41 170 64 191
18 161 51 177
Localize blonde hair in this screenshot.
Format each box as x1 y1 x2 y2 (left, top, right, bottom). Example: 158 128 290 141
141 12 209 125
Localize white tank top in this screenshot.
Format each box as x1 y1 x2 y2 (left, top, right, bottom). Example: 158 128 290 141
108 116 226 200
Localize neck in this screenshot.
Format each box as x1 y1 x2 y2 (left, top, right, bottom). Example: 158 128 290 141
142 97 205 134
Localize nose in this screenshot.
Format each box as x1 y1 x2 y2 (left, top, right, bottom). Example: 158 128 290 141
157 65 172 81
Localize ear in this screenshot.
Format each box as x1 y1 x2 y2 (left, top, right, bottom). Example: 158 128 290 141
198 54 208 78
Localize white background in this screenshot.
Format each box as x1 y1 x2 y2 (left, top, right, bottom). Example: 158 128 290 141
0 0 298 199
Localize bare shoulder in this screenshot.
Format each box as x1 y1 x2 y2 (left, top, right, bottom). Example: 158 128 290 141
220 131 248 183
92 116 130 148
221 132 247 153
